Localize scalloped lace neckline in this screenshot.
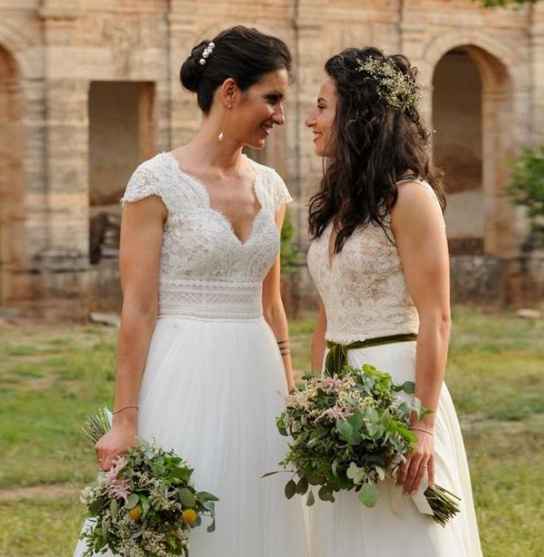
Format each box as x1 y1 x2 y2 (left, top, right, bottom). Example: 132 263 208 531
164 151 265 246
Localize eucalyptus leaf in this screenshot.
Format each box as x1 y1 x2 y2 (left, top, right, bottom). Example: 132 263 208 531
197 491 219 502
401 381 415 394
296 477 309 495
141 495 150 517
306 490 315 506
318 486 335 502
358 483 378 507
179 488 196 508
126 494 139 510
285 479 297 499
336 420 354 444
110 499 119 518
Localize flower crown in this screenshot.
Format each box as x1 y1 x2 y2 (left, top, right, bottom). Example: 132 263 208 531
356 57 420 112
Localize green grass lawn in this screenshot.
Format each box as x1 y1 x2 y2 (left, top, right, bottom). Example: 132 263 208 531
1 306 543 556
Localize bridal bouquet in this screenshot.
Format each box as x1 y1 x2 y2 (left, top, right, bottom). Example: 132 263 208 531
273 365 460 526
79 409 218 557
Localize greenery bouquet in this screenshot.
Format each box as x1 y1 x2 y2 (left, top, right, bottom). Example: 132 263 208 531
79 409 218 557
273 364 460 526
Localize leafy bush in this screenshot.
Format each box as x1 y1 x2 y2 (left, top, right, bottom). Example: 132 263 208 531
508 145 544 250
280 208 301 275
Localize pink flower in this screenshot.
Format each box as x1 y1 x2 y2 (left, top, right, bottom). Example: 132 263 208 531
106 478 131 502
104 456 131 502
319 377 344 393
105 455 128 482
317 405 353 421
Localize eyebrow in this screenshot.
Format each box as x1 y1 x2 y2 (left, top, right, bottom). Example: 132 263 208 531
265 90 285 98
317 97 327 103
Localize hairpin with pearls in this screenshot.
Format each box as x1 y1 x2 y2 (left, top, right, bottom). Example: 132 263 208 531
199 42 215 66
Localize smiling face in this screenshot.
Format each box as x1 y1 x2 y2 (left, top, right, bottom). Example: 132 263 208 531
227 68 289 149
305 76 337 157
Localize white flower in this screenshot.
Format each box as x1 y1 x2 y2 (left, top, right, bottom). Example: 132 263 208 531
347 462 367 485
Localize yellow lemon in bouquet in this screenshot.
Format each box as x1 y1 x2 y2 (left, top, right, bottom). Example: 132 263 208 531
128 505 142 521
182 509 199 526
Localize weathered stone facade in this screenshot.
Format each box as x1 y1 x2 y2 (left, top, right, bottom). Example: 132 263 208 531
1 0 543 317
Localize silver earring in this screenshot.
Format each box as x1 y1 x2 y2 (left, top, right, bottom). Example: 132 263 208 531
218 131 224 141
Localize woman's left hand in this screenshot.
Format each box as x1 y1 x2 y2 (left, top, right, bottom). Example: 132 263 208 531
398 429 435 495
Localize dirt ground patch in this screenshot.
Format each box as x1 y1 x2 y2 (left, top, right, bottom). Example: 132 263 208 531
0 484 81 502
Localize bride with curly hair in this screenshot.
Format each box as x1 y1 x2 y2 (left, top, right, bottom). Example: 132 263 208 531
305 47 483 556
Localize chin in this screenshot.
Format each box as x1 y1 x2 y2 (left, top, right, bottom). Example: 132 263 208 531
246 138 266 150
313 144 325 157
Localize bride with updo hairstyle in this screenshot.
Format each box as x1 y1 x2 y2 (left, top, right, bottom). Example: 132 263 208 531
73 25 308 557
305 47 483 556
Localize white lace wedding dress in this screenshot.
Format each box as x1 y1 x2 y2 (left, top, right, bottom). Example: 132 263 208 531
74 152 308 557
306 180 483 557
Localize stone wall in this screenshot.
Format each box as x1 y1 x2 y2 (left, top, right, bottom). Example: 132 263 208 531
0 0 543 317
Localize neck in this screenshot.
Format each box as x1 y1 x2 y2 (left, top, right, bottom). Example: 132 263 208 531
186 112 244 173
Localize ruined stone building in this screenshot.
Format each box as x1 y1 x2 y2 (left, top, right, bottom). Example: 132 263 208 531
1 0 543 317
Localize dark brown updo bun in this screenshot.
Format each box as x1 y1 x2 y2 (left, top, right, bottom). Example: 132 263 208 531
180 25 291 114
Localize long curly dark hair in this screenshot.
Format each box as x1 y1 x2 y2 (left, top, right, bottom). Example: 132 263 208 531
308 47 445 254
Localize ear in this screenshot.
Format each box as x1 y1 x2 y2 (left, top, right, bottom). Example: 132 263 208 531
218 77 240 109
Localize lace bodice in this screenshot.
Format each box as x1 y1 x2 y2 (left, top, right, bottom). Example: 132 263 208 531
120 152 291 319
307 186 434 343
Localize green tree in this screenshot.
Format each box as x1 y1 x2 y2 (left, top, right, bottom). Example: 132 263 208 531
508 146 544 251
478 0 538 6
280 208 300 275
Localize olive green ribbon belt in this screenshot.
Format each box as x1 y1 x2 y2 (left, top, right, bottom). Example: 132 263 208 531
324 333 418 377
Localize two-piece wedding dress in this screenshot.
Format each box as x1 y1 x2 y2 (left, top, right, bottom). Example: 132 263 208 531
306 179 483 557
73 152 307 556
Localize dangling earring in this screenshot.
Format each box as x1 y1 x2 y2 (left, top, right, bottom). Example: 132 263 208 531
218 103 232 142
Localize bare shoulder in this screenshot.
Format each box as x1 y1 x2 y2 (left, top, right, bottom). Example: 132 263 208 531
391 180 445 233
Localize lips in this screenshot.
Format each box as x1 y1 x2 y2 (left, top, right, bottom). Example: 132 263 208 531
262 125 273 136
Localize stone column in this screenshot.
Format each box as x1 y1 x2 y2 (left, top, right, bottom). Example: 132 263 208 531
19 77 48 299
292 3 326 306
531 3 544 145
481 88 515 257
39 2 91 308
400 21 434 143
167 6 198 148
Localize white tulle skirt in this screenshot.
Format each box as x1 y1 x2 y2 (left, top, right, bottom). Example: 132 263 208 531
306 341 483 557
74 315 308 557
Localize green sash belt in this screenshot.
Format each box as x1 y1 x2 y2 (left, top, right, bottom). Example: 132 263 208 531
324 333 418 377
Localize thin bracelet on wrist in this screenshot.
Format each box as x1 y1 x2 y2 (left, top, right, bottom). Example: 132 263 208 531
113 405 139 415
411 427 433 436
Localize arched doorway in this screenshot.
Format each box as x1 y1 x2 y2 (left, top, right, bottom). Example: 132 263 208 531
433 48 484 254
0 45 23 305
432 45 514 257
88 80 155 265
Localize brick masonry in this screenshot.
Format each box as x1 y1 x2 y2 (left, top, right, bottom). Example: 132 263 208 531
0 0 543 316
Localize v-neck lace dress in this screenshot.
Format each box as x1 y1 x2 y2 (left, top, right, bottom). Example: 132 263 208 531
73 152 308 557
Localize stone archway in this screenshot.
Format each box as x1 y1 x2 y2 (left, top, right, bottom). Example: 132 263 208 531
425 35 518 258
433 48 484 254
0 44 24 305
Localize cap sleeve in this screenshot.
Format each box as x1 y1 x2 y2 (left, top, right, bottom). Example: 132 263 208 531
120 161 161 206
269 170 293 211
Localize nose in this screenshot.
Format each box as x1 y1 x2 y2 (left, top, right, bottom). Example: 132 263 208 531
305 109 316 128
273 103 285 126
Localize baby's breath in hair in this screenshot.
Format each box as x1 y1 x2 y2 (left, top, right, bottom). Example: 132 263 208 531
356 57 420 112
